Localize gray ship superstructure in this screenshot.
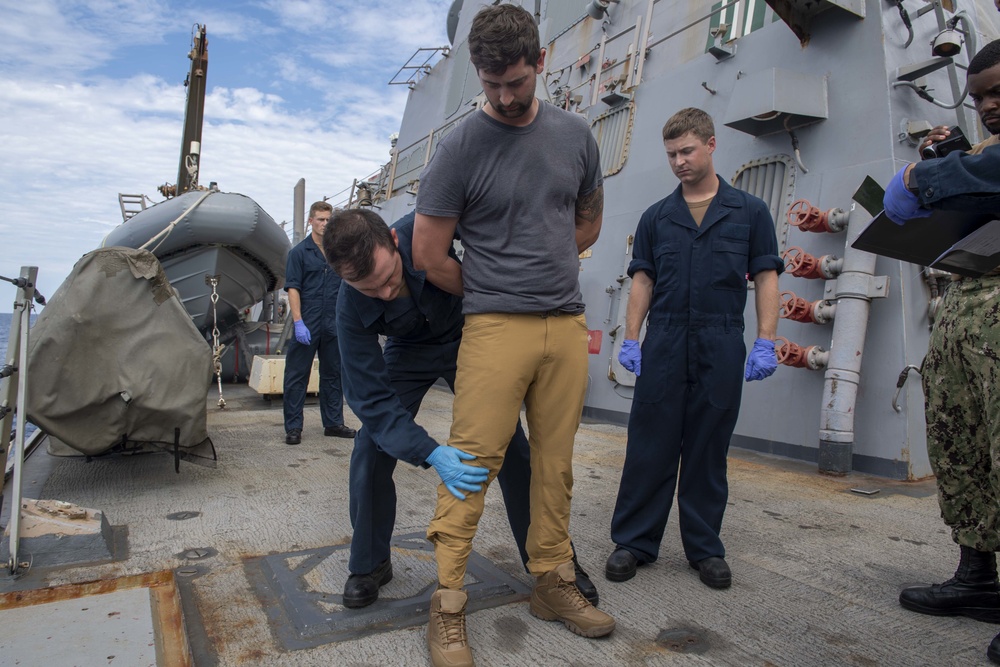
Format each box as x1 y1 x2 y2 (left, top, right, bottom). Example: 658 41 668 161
343 0 1000 480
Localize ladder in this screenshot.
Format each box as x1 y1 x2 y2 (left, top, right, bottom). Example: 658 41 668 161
118 193 149 222
1 267 42 575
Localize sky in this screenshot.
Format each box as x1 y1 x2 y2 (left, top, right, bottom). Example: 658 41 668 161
0 0 454 302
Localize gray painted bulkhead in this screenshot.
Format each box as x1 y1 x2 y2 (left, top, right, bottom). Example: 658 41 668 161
372 0 1000 479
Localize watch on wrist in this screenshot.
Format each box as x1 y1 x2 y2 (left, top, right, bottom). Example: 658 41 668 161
904 165 920 194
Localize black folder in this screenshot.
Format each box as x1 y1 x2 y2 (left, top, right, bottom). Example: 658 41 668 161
850 177 1000 278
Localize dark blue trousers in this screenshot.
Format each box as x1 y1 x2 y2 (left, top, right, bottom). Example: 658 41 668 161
348 339 532 574
283 331 345 432
610 320 744 564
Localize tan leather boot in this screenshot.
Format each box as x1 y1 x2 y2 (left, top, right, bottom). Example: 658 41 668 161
531 560 616 638
427 588 474 667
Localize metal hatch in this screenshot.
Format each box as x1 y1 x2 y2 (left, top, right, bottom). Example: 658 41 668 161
0 571 193 666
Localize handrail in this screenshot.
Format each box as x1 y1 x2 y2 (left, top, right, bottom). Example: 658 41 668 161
1 266 39 575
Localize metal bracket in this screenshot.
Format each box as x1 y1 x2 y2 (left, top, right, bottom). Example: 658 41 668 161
823 274 889 300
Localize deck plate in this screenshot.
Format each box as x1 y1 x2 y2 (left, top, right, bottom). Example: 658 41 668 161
245 531 530 651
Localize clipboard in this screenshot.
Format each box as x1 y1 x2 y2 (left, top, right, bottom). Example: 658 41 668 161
850 177 1000 278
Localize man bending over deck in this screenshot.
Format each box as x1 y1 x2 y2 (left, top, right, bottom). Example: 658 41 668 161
323 209 597 612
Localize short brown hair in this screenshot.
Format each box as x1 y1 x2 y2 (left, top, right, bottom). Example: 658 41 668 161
662 108 715 143
322 208 396 281
308 201 333 219
468 4 540 75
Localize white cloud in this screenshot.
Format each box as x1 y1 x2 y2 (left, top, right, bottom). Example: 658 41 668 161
0 0 453 299
0 0 174 73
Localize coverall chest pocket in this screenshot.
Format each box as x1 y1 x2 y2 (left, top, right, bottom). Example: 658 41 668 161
652 242 679 293
711 224 750 292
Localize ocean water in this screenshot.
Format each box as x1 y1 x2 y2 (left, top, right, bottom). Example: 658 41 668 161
0 311 40 358
0 312 10 359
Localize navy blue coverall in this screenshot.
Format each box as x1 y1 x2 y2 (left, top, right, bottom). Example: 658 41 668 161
337 214 534 575
611 177 783 564
283 234 346 433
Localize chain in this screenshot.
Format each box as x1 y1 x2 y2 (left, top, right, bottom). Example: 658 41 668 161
209 277 226 409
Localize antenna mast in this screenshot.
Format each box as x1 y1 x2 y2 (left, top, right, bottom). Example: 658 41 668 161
175 24 208 196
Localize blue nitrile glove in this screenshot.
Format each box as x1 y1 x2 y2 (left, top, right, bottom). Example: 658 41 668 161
883 166 933 226
426 445 490 501
745 338 778 382
619 339 642 376
293 320 311 344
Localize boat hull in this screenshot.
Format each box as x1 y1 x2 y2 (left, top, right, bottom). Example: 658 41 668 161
102 190 290 342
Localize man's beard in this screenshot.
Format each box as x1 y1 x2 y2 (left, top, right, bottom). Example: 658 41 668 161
493 100 529 118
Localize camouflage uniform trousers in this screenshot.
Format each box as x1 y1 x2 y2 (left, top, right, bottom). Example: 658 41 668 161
922 275 1000 552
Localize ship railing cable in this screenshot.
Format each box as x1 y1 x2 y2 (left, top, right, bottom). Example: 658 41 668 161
139 189 215 255
209 277 227 409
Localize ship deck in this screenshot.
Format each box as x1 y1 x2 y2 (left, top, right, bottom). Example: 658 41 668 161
0 383 991 666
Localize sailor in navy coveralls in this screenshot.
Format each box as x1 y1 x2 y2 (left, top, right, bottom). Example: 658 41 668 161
606 108 783 589
282 201 354 445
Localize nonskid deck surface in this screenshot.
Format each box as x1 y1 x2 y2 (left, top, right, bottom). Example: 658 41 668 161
0 384 988 666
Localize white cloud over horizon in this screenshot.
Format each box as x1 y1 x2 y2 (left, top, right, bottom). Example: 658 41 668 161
0 0 453 301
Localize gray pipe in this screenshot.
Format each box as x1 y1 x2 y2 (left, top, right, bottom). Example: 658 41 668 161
818 207 880 475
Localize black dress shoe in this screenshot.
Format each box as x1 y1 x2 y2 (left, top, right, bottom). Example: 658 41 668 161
989 631 1000 664
690 556 731 589
605 548 639 582
343 558 393 609
573 557 600 606
325 424 357 438
285 429 302 445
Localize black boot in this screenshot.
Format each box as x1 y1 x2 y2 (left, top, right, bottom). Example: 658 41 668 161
989 631 1000 665
343 558 393 609
899 545 1000 622
572 554 600 606
605 547 639 582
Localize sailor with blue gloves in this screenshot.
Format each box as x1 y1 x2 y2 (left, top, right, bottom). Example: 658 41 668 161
293 319 311 344
744 338 777 381
605 108 783 592
425 445 490 500
325 210 600 611
282 202 355 445
621 337 777 382
618 339 642 376
883 164 935 225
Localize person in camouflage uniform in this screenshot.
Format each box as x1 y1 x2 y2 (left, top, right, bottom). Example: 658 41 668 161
884 38 1000 665
923 276 1000 554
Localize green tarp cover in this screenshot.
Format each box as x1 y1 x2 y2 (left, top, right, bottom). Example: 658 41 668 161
26 247 215 463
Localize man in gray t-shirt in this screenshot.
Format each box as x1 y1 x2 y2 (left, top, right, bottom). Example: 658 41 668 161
417 99 600 315
412 5 614 667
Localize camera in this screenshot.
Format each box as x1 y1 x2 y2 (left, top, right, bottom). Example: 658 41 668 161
920 126 972 160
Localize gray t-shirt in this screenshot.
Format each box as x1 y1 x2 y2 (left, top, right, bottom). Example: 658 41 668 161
416 102 602 314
